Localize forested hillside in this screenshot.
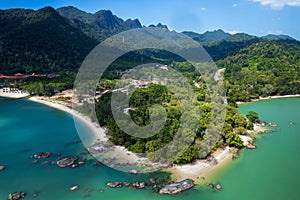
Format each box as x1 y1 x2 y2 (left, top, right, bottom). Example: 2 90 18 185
0 7 97 74
218 39 300 101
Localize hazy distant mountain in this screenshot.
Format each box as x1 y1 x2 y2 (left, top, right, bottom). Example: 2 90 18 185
148 23 169 29
224 33 257 42
182 29 230 43
57 6 142 40
181 31 258 60
0 7 97 74
262 34 295 41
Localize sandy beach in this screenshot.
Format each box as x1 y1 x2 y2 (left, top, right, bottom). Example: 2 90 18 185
28 96 160 171
168 122 263 181
168 146 237 181
236 94 300 105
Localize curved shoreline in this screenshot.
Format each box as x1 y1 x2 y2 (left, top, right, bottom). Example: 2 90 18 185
27 96 261 179
28 96 160 171
236 94 300 105
168 146 237 182
29 96 107 142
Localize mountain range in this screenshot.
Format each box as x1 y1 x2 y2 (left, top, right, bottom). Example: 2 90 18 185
0 6 298 75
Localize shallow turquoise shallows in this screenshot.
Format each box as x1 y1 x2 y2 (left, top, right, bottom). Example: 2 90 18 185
0 97 299 200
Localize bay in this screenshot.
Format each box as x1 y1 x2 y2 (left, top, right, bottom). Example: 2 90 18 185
0 97 299 199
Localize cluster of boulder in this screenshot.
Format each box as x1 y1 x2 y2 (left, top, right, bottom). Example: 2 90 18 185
8 192 26 200
206 182 222 190
125 182 146 189
106 178 196 195
29 151 87 169
106 181 148 189
106 178 157 190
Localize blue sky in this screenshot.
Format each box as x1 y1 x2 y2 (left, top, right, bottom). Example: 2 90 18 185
0 0 299 40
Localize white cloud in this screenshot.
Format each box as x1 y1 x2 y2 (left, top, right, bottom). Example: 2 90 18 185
200 7 207 11
250 0 300 10
227 30 241 34
232 3 238 7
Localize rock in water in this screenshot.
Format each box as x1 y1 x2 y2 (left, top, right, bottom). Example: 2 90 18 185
0 165 5 171
56 157 78 168
8 192 26 200
216 184 222 190
69 185 79 191
159 179 194 195
34 152 52 158
106 182 122 188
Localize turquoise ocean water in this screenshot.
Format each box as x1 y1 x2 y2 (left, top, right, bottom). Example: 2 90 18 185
0 97 299 199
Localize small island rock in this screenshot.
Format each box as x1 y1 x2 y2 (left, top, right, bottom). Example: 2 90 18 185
216 184 222 190
106 182 122 188
34 152 52 158
8 192 26 200
57 157 78 168
159 179 194 195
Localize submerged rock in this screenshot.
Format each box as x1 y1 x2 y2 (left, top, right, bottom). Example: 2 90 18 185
150 178 156 184
55 152 62 157
8 192 26 200
268 123 278 127
0 165 5 171
32 192 39 198
207 182 214 189
159 179 194 195
94 161 102 166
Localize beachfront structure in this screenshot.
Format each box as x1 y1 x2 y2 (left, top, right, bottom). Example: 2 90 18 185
0 87 29 98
